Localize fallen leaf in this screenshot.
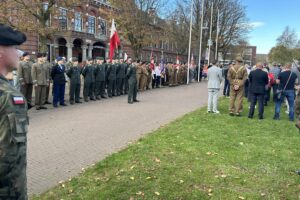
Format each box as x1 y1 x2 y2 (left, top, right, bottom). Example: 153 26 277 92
155 158 161 163
208 189 213 193
221 174 227 178
239 142 244 146
260 193 266 197
238 196 245 200
130 177 135 180
208 193 213 196
146 177 152 180
206 152 212 156
180 180 184 184
136 191 143 195
130 165 135 170
154 191 160 196
214 175 219 178
68 189 73 193
58 181 64 184
61 184 65 188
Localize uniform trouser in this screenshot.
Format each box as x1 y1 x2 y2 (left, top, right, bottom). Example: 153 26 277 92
0 144 27 200
128 80 137 102
116 78 124 95
35 85 47 107
140 75 147 90
69 82 81 102
83 81 95 99
136 74 141 89
46 83 50 103
95 81 106 97
124 78 129 94
229 86 244 114
152 75 156 88
147 76 152 88
108 80 116 97
53 83 65 106
249 93 265 118
208 88 220 112
20 83 33 105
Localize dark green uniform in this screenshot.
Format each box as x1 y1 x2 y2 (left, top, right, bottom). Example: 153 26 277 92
116 63 126 95
82 65 95 101
0 75 28 199
107 64 117 97
66 64 81 103
94 64 107 99
127 64 138 103
124 63 129 94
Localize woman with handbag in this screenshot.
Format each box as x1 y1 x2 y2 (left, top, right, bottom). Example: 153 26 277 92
273 63 298 121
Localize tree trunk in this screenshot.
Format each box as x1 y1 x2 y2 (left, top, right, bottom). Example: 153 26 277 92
39 34 48 54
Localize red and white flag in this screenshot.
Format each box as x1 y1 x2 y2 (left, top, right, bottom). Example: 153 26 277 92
109 19 120 61
150 51 154 64
176 55 180 65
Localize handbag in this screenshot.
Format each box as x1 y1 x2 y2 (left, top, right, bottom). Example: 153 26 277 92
276 71 292 100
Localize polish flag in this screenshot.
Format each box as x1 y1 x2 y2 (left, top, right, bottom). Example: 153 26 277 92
124 52 128 61
109 19 120 61
150 51 154 64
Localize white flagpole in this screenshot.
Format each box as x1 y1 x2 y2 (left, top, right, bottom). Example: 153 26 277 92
208 1 213 65
215 9 220 61
197 0 205 82
187 0 193 84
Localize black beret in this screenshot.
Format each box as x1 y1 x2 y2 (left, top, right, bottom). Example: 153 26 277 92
36 53 44 58
87 57 93 61
23 52 30 57
0 24 26 46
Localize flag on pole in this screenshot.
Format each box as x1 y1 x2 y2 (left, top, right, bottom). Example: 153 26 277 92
150 51 154 64
109 19 120 61
191 53 195 66
176 55 180 65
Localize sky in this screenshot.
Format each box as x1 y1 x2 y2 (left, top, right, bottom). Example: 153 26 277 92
242 0 300 54
165 0 300 54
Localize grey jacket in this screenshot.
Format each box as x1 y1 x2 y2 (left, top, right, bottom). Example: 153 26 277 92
207 65 223 89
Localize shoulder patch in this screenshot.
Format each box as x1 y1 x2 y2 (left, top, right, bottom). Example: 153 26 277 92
12 96 25 105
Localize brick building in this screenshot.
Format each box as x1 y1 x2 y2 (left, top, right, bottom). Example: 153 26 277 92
19 0 185 63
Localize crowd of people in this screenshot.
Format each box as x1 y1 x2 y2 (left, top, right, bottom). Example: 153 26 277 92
8 52 200 109
207 56 300 126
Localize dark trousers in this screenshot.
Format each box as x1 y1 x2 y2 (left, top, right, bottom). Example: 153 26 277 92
249 93 265 118
46 83 50 102
116 78 124 95
20 83 33 105
264 87 271 105
108 80 116 97
244 79 249 98
69 82 80 102
124 78 129 94
152 75 156 89
95 81 106 97
83 81 95 99
156 76 161 88
128 80 137 102
53 83 65 106
272 84 278 102
223 79 230 96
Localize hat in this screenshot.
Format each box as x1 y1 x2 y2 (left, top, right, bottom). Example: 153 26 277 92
0 24 26 46
71 57 78 62
36 53 44 58
87 57 93 61
96 57 104 60
56 56 63 62
23 52 30 57
235 56 243 62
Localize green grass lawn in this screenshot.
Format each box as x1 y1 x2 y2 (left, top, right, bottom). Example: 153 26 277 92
32 98 300 200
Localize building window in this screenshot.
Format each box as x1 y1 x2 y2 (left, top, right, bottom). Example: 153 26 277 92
74 12 82 32
99 19 107 35
88 16 96 34
59 8 68 30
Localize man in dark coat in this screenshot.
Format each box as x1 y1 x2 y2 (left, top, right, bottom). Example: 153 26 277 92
248 62 269 119
51 56 67 107
94 57 107 99
66 57 82 104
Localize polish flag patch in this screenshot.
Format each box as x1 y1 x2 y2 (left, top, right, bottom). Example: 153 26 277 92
12 96 25 105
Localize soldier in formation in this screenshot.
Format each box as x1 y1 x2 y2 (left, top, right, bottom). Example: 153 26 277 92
94 57 107 99
66 57 82 104
82 58 96 102
127 58 139 104
0 23 29 199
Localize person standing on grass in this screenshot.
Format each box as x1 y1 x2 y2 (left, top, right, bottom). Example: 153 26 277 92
270 63 281 101
273 63 298 121
248 62 269 120
207 60 223 114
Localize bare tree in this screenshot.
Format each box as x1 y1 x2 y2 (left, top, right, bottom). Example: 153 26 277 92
0 0 81 53
276 26 298 49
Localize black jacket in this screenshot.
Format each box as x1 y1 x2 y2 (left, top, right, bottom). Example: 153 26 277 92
249 69 268 94
51 64 66 85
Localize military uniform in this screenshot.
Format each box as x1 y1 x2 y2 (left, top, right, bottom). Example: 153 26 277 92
82 64 95 101
116 62 126 95
127 63 138 103
44 60 52 104
107 63 117 97
146 65 152 89
124 63 129 94
32 60 49 109
227 58 248 116
136 64 142 90
18 60 33 106
140 65 148 91
94 63 107 99
0 23 28 200
66 61 82 104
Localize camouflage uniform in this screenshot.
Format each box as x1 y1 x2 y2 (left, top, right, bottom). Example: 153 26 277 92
0 75 28 199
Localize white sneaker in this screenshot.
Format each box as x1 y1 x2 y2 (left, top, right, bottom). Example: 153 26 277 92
213 110 220 114
285 110 289 114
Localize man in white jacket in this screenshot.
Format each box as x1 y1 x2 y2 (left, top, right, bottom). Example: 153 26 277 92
207 61 223 114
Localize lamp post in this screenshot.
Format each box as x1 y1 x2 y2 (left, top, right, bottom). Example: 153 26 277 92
207 1 213 65
187 0 194 84
197 0 205 82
